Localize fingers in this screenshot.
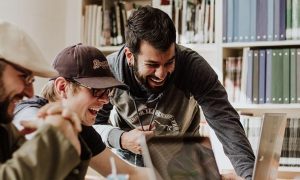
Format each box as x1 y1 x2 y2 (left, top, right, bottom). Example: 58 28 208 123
37 102 63 118
61 108 82 132
37 102 82 133
19 120 41 135
136 124 156 131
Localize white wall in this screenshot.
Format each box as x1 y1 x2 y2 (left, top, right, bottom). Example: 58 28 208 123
0 0 81 94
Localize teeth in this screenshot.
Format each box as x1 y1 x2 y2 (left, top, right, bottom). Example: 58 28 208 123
150 78 164 83
89 107 100 112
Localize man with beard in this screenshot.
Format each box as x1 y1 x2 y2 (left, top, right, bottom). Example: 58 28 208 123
93 6 255 180
0 20 83 179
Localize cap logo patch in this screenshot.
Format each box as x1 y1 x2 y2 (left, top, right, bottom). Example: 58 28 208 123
93 59 109 69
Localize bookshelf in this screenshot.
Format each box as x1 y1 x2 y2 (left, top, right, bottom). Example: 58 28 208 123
79 0 300 177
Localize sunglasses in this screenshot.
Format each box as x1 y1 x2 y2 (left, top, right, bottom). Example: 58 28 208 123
67 78 115 98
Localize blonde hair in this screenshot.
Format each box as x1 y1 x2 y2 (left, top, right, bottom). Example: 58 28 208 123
40 79 80 102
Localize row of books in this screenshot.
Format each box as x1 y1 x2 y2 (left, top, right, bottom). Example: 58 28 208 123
154 0 215 44
82 1 138 47
224 48 300 104
240 115 300 167
222 0 296 43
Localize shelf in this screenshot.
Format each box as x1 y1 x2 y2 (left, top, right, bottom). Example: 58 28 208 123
180 43 218 52
222 40 300 48
97 44 218 53
232 103 300 110
279 166 300 172
278 167 300 179
97 45 123 52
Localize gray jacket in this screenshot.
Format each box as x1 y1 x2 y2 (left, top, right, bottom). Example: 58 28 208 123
94 44 255 179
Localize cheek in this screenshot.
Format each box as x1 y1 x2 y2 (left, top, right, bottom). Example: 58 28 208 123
168 64 175 73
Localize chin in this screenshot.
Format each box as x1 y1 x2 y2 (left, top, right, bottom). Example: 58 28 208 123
83 117 96 126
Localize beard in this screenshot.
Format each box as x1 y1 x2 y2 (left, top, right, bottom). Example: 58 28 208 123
132 61 171 94
0 82 13 124
0 97 12 124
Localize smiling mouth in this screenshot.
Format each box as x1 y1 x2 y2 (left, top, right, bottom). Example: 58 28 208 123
149 77 165 86
88 107 100 116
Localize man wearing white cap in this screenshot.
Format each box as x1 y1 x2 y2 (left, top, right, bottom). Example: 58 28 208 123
0 20 83 179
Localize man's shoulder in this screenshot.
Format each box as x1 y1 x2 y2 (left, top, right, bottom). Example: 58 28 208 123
14 96 48 114
175 44 206 63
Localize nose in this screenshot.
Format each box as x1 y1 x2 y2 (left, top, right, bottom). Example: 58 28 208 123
155 66 167 80
23 84 34 98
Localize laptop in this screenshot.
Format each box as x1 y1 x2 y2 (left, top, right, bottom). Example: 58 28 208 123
141 113 287 180
252 113 287 180
141 135 221 180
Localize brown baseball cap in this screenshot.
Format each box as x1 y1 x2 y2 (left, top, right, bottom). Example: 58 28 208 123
52 44 128 90
0 20 57 77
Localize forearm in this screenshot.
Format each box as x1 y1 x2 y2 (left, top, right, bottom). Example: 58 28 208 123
93 124 125 149
0 124 80 179
90 148 142 179
198 81 255 179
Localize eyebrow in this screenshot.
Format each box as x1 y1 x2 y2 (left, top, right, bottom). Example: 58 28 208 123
145 55 176 63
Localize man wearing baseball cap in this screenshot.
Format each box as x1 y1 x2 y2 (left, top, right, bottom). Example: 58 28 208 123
14 44 149 179
0 20 84 179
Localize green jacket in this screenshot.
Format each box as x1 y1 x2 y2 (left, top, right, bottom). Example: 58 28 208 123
0 123 90 180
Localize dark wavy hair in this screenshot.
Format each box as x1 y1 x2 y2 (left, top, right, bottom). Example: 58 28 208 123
126 6 176 54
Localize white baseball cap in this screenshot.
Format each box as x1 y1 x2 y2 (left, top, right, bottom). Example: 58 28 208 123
0 20 57 77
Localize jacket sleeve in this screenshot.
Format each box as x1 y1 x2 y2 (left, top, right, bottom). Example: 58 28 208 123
94 103 125 149
0 124 81 179
177 48 255 179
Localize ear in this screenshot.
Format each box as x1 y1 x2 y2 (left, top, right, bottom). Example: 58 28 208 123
54 77 68 99
124 47 134 66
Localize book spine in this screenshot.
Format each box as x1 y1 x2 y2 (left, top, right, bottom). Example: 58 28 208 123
297 49 300 103
252 50 259 104
279 0 286 40
246 50 253 103
266 49 273 103
267 0 274 41
256 0 268 41
259 50 266 104
222 0 228 42
283 49 290 104
290 49 297 103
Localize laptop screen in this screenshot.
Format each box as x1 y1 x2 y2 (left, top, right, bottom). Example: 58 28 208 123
141 136 221 180
253 113 287 180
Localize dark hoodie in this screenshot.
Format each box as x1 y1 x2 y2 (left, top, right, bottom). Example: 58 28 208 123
94 44 255 179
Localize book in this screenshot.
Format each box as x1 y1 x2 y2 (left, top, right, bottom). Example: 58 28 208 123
250 0 257 41
222 0 227 42
226 0 234 42
290 49 297 103
283 49 290 104
273 0 280 40
256 0 268 41
286 0 292 40
267 0 274 41
252 50 259 104
265 49 273 103
237 0 250 42
246 50 253 103
297 49 300 103
279 0 286 40
259 50 266 104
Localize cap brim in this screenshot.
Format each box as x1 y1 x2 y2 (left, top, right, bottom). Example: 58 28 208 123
74 77 129 90
0 21 58 78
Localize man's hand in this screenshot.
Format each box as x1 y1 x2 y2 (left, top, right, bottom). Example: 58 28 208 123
21 114 81 155
221 172 245 180
37 102 82 133
121 125 154 154
20 102 82 155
